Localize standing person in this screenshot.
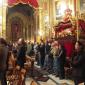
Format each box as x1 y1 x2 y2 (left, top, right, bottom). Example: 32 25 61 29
17 38 27 68
57 44 66 79
26 41 34 57
44 41 51 70
51 40 59 76
26 41 32 56
71 41 85 85
39 40 45 68
33 42 39 65
0 38 9 85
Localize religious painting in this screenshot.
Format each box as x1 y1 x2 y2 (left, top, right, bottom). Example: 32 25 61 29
55 0 67 20
80 0 85 12
55 1 62 20
11 17 23 41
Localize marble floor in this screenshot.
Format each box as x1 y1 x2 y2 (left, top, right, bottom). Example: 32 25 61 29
25 62 84 85
25 76 84 85
25 75 74 85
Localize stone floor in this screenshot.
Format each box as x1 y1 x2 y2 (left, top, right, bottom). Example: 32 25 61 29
25 63 84 85
25 76 84 85
25 75 73 85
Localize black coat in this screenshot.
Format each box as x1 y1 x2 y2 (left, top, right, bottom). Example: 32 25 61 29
39 44 45 56
17 44 27 68
71 51 85 82
0 44 8 71
45 43 51 54
57 46 66 65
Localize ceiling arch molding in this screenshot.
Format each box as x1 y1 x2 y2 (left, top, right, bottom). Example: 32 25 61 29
6 12 30 41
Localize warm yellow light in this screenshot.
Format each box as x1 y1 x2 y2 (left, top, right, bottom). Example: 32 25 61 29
0 16 2 23
59 2 67 16
0 16 2 36
38 30 44 36
69 5 74 16
44 16 49 23
65 29 71 33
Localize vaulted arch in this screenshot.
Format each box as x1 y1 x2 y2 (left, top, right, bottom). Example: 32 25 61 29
6 3 36 42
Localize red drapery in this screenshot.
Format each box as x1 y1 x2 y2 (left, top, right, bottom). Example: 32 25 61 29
8 0 39 8
78 19 85 32
64 42 74 58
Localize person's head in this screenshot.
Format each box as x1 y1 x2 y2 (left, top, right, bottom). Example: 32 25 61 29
0 38 7 46
18 38 25 45
52 40 59 48
75 41 84 52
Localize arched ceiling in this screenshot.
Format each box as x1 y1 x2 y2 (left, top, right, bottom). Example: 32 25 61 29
7 3 34 16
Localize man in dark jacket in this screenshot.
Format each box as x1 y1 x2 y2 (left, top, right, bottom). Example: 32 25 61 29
57 44 66 79
39 40 45 68
44 41 51 69
17 38 27 68
0 38 8 85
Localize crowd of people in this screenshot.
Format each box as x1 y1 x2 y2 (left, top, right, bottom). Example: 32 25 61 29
0 37 85 85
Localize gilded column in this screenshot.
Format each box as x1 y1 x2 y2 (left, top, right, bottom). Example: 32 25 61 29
2 0 7 38
73 0 80 41
52 0 56 25
0 2 2 37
